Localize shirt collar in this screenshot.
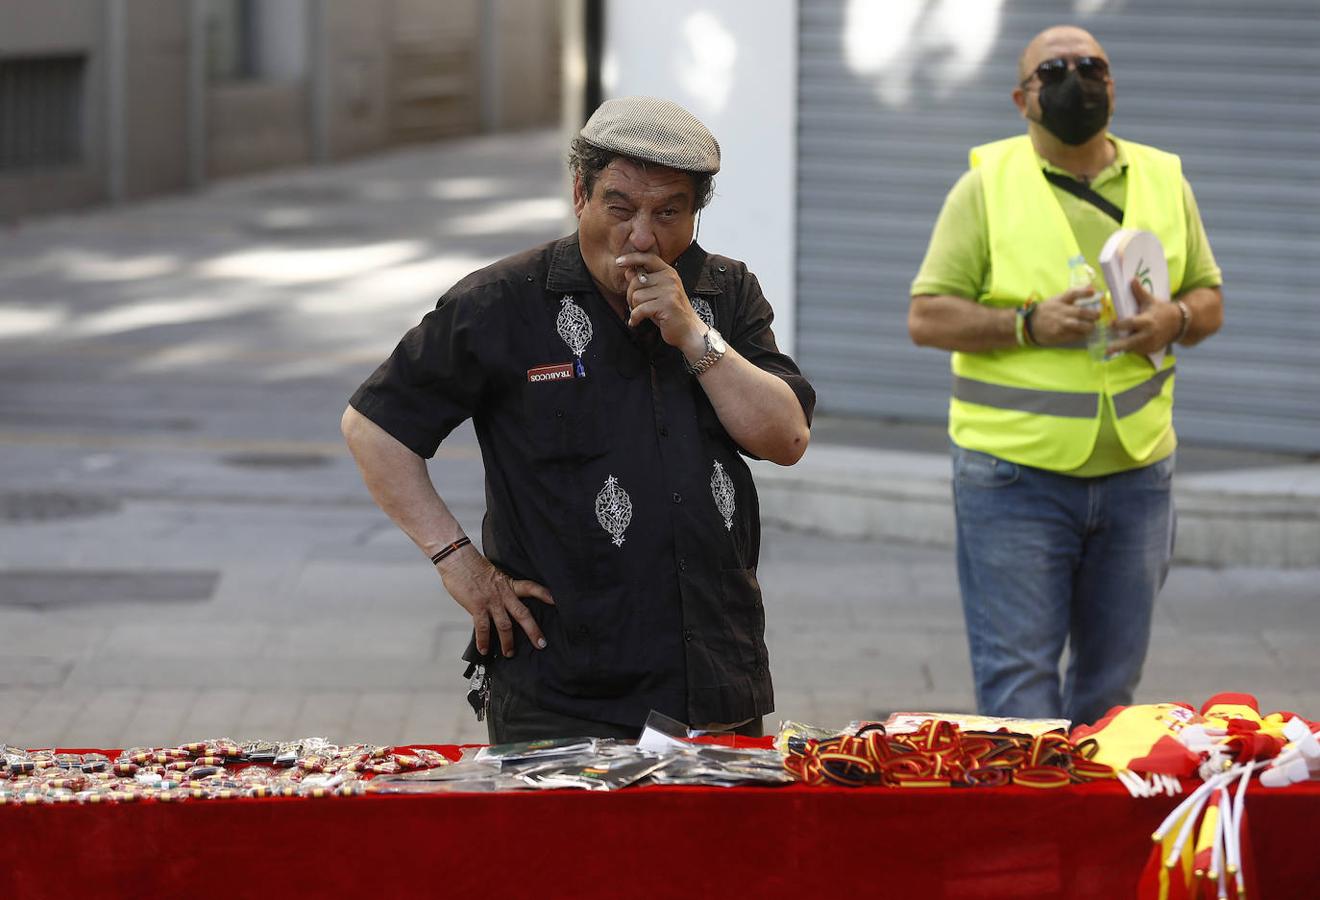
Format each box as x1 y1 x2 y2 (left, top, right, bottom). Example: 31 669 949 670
1037 134 1128 188
546 234 719 297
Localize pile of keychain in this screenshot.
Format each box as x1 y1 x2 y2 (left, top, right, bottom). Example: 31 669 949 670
781 719 1115 788
0 738 450 804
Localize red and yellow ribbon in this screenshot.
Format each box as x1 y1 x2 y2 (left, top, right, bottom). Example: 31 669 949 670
784 720 1117 789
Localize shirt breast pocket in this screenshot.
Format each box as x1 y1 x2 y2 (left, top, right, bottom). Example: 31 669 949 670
520 376 606 463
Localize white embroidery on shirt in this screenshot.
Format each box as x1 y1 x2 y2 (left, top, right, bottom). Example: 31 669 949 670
556 294 593 359
595 474 633 547
691 296 715 329
711 461 735 531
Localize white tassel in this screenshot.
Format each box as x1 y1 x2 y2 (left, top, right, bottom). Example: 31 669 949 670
1228 764 1253 897
1164 779 1218 867
1210 785 1228 893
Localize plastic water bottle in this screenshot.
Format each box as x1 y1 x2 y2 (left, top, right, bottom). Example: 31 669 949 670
1068 254 1108 362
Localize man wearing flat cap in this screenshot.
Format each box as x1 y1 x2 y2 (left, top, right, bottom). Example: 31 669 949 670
342 96 814 741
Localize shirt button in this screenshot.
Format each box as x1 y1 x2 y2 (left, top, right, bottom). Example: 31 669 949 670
658 425 669 437
672 492 682 504
554 409 565 418
683 628 694 642
678 557 688 572
526 274 535 282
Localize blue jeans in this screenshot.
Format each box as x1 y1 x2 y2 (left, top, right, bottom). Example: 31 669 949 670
951 445 1176 726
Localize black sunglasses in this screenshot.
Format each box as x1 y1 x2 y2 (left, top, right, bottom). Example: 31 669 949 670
1022 55 1110 87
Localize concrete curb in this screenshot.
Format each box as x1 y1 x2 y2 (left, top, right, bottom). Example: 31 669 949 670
751 446 1320 569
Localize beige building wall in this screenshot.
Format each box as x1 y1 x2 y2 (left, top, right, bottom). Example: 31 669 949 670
207 82 312 179
123 0 189 199
0 0 563 219
323 0 562 155
205 1 312 179
323 2 392 159
389 0 482 141
497 0 562 130
0 0 106 218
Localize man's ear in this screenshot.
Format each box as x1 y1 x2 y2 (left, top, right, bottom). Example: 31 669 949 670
572 175 588 218
1012 86 1028 118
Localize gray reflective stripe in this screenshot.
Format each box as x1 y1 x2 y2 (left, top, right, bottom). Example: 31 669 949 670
1113 366 1175 418
953 366 1176 420
952 376 1097 418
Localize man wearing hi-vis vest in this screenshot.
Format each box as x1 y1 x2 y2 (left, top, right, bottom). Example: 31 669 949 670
908 25 1224 727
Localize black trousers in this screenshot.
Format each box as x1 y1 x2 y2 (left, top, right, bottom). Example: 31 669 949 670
485 674 763 744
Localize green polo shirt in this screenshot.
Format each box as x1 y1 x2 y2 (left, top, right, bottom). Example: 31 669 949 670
911 139 1223 476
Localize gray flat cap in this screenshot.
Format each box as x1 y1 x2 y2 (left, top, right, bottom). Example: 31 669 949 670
580 96 721 175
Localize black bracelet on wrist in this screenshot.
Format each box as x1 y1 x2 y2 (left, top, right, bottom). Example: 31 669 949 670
430 537 471 566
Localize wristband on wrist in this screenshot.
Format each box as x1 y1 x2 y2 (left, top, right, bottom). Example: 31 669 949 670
1018 302 1039 347
1171 299 1192 345
430 536 471 566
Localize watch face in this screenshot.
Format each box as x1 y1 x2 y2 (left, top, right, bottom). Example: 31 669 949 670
707 328 728 354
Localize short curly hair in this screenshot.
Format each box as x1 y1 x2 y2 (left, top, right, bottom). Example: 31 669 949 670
568 137 716 211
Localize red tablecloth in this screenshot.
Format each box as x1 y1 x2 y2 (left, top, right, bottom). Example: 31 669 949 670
3 746 1318 899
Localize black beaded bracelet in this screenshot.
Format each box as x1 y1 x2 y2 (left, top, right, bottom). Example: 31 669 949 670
430 537 471 566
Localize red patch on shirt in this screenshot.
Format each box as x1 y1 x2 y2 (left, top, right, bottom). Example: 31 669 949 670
527 363 575 383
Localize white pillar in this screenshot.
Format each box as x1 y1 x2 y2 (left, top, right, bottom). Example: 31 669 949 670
601 0 798 355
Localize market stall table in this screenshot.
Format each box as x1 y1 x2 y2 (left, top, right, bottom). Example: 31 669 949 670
3 745 1318 899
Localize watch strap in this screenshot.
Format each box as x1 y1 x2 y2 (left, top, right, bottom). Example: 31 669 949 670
686 328 726 375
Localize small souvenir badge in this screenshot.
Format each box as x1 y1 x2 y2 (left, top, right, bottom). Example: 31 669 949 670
527 363 575 383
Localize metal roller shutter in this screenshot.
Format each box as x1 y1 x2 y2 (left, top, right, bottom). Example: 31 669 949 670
796 0 1320 452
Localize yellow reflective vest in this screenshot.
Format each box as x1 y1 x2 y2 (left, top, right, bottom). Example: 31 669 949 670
950 134 1187 471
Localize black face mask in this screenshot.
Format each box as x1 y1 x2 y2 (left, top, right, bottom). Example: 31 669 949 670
1035 71 1110 145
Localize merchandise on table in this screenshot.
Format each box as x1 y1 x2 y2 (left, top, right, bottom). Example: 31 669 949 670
0 737 450 805
472 736 600 764
371 738 794 793
647 746 793 787
1070 693 1314 784
517 752 672 791
877 712 1070 738
779 716 1115 789
367 759 531 794
2 732 795 801
1064 693 1320 900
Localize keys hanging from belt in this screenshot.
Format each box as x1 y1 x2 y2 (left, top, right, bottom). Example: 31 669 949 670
465 663 489 722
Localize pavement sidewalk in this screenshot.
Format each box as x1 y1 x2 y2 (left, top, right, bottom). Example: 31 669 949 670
1 129 1316 753
755 420 1320 568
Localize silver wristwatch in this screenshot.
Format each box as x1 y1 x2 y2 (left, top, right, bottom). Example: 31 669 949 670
687 327 728 375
